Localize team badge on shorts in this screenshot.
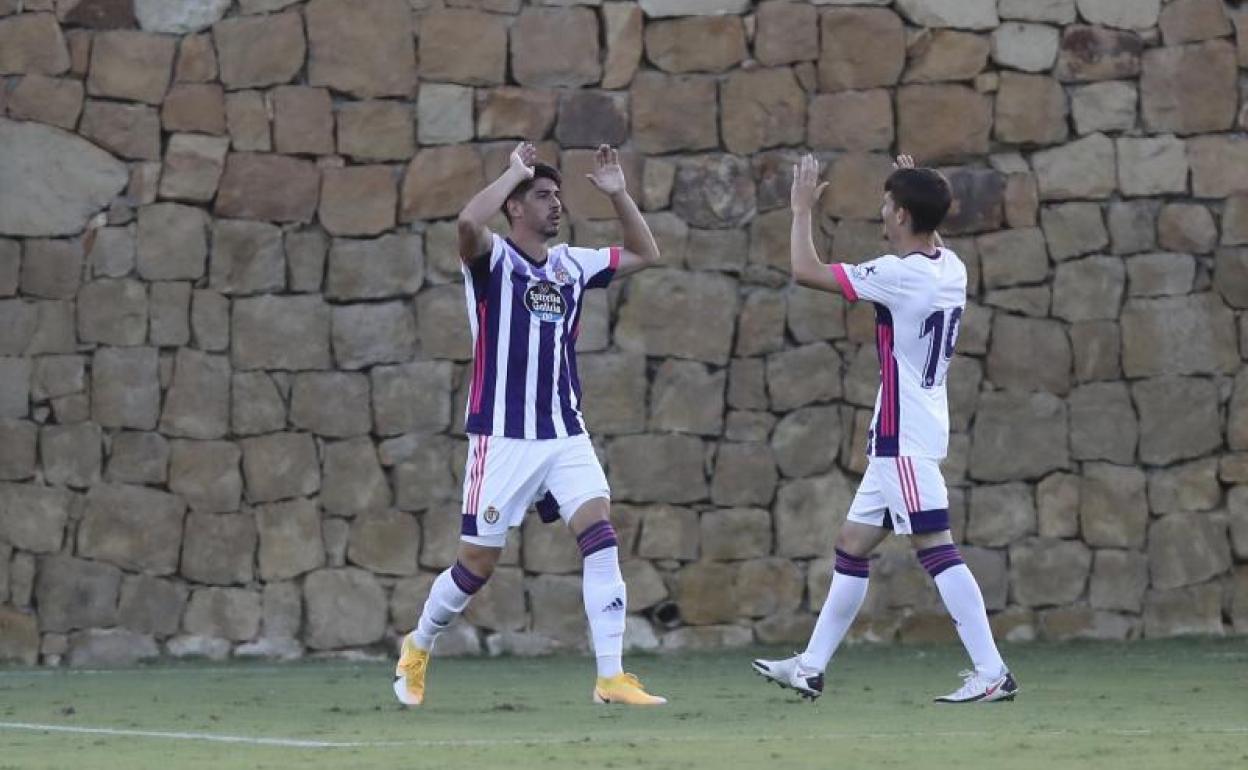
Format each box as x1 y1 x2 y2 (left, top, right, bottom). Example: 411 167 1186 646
524 281 567 322
483 506 500 524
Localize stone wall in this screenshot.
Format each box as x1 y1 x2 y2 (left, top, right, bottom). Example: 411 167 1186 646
1 0 1247 667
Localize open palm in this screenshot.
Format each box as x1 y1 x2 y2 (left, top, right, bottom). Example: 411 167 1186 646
587 144 626 196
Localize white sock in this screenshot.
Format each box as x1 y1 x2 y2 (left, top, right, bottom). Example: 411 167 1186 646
933 564 1006 678
800 550 870 672
581 546 626 678
410 563 481 650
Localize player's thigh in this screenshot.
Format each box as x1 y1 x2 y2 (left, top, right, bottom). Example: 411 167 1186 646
460 435 548 548
845 459 892 536
541 433 611 531
878 456 950 536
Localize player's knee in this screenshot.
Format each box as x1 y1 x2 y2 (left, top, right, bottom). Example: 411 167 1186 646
833 527 874 559
568 496 610 532
455 543 502 582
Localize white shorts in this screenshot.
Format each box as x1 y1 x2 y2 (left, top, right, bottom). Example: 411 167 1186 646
460 432 610 548
846 456 950 535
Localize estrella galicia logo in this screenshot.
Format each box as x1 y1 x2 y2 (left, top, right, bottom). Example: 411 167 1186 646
524 280 566 322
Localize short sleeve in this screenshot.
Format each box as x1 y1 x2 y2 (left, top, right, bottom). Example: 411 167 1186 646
578 245 621 290
829 256 903 305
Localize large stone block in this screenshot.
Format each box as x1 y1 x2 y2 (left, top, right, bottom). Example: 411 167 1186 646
79 100 161 160
649 360 725 436
348 510 418 576
1143 583 1224 638
578 353 647 436
616 270 738 365
904 29 990 84
419 9 506 87
755 1 819 66
527 574 587 650
137 203 208 280
213 11 305 89
463 566 526 632
224 91 269 151
522 518 581 574
0 12 70 75
168 439 242 514
149 282 191 347
675 561 739 625
241 433 320 504
1033 133 1116 200
897 85 991 163
1121 294 1237 378
636 504 699 561
986 316 1071 395
1072 81 1138 135
721 68 806 156
191 289 229 352
1116 136 1189 196
255 498 325 581
161 350 230 440
0 606 38 665
991 22 1060 72
670 155 755 229
1009 538 1091 607
767 343 843 411
326 234 422 302
994 73 1068 146
1148 459 1220 516
68 628 159 667
209 219 284 296
771 406 842 479
232 295 331 371
607 434 707 504
1089 549 1148 613
35 555 120 632
92 347 160 430
319 166 396 237
400 146 484 222
554 90 628 149
1159 0 1231 45
181 512 256 585
775 472 855 558
700 508 771 561
160 133 228 203
895 0 998 28
476 88 557 141
1079 463 1147 549
215 153 319 224
1055 25 1142 82
336 101 414 162
183 587 260 641
305 0 415 98
106 432 169 485
967 483 1036 548
21 238 81 299
808 89 894 153
1158 203 1216 255
322 438 390 518
414 285 471 361
1148 514 1231 590
117 574 188 638
39 423 100 489
296 375 371 437
736 558 803 618
161 83 226 135
511 8 600 88
1053 257 1125 323
1141 41 1237 135
1069 382 1137 464
630 72 718 153
977 228 1047 289
0 483 70 553
309 566 405 636
230 372 284 436
819 8 905 91
644 16 746 73
711 443 779 508
371 362 451 436
77 279 147 346
86 30 174 105
602 1 643 89
393 439 458 513
1133 376 1221 466
970 391 1068 482
1188 135 1248 198
78 483 186 575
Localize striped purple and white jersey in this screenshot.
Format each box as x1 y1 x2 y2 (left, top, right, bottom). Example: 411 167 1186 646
830 247 967 459
461 233 619 440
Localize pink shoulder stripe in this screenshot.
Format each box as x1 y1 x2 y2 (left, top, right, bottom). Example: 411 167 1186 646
829 263 858 302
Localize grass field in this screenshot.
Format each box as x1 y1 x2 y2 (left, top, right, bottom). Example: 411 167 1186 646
1 639 1246 770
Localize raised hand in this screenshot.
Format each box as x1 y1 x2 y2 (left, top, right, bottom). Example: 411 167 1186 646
510 141 537 179
894 154 916 169
790 154 828 213
586 144 627 196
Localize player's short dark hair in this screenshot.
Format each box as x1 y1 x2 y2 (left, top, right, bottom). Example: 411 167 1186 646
884 167 952 234
503 163 561 222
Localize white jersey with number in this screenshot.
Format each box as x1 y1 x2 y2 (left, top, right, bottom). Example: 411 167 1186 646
830 248 967 459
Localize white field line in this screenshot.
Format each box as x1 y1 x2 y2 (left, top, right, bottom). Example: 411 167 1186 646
1 721 1245 750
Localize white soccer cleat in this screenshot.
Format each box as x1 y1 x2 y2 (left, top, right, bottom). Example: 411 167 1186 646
751 655 824 701
933 669 1019 704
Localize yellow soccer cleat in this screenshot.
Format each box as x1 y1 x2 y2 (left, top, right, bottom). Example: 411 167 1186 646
392 636 429 706
592 673 667 706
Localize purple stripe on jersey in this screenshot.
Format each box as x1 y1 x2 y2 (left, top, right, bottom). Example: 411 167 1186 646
535 318 557 439
465 260 504 436
576 521 618 558
834 548 870 578
917 544 962 578
557 282 582 435
450 560 488 595
503 272 530 438
872 303 900 457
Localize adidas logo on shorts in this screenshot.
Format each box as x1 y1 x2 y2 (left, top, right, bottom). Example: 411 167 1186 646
603 597 625 613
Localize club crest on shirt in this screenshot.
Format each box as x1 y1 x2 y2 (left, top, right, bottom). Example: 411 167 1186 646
524 280 567 322
552 264 572 285
483 506 500 524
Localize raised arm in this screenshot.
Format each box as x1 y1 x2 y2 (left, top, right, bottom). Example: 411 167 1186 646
789 154 841 293
586 145 659 278
457 142 535 263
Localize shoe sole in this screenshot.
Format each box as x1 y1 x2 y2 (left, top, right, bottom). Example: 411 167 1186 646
750 661 821 702
592 690 667 706
934 689 1019 704
392 676 423 707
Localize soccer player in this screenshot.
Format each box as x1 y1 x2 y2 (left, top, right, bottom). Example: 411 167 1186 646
752 154 1018 704
393 142 666 706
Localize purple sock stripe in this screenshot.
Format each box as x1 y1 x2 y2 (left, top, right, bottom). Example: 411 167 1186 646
917 545 963 578
576 521 617 558
833 548 870 577
450 561 486 595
